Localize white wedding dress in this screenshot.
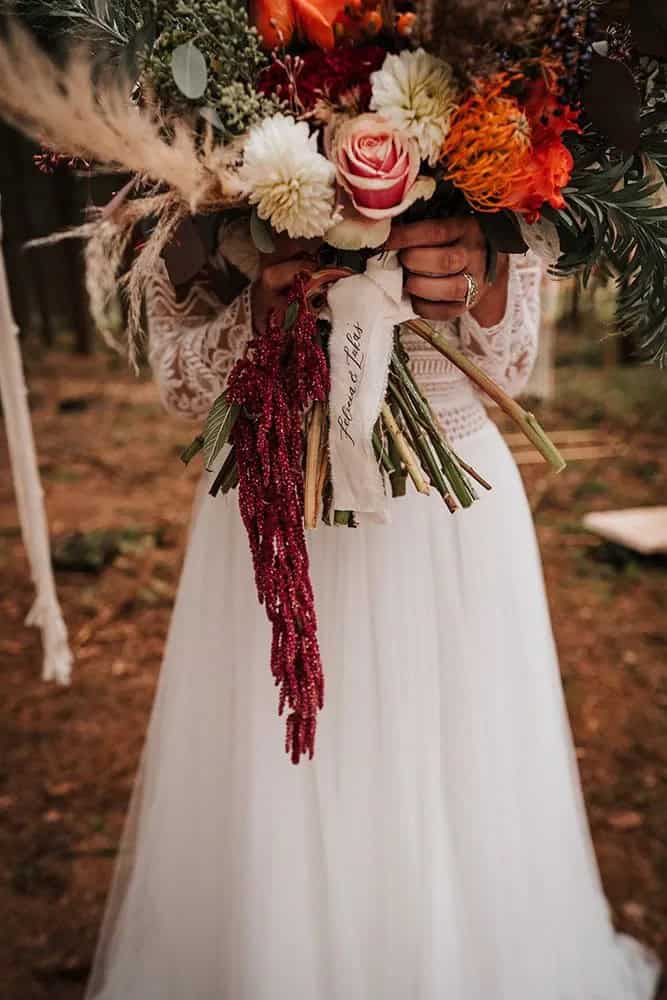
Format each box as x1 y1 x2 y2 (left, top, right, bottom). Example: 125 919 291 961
85 247 660 1000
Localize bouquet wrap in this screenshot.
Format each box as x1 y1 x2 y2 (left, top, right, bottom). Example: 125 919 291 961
328 253 415 522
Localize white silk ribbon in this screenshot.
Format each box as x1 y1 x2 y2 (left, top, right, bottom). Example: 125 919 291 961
327 253 415 523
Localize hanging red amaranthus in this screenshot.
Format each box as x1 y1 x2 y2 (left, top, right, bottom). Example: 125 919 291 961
226 277 329 764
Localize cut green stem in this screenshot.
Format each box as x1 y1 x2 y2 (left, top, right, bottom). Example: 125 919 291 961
403 317 567 473
380 402 430 496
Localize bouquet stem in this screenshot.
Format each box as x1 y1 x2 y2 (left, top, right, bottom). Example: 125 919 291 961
380 402 430 495
403 318 566 473
304 273 565 474
389 346 478 509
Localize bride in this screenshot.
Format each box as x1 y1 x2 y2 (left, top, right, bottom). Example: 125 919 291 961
84 212 660 999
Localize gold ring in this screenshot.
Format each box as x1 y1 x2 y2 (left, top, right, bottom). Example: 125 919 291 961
463 271 480 309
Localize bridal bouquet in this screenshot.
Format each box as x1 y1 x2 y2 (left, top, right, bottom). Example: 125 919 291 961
1 0 666 760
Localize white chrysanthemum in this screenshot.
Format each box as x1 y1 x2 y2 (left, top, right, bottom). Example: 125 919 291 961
370 49 458 166
238 115 339 240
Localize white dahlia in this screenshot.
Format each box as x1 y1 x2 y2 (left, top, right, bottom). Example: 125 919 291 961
370 49 458 166
238 115 339 240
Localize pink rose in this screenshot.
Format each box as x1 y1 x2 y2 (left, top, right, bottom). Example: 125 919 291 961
330 113 421 218
326 114 435 249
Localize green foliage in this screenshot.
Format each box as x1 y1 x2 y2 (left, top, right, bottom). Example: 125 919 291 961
143 0 277 138
4 0 147 49
550 111 667 364
202 391 240 468
5 0 278 135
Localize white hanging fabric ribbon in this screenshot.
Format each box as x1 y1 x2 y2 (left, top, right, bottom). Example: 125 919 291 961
0 207 73 684
327 252 416 523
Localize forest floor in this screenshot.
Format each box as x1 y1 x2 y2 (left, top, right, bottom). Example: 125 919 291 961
0 336 666 999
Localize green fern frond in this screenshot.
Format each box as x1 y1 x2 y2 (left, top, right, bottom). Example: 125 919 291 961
551 129 667 364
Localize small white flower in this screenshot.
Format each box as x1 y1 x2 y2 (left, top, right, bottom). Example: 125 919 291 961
238 115 340 240
370 49 458 166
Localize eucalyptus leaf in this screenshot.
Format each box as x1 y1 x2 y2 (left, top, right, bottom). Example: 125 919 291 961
250 208 276 254
170 41 208 101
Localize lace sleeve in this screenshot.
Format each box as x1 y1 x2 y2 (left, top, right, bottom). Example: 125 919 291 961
146 260 253 421
458 252 542 399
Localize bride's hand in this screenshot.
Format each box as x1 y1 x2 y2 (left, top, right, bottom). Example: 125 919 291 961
251 236 319 334
387 217 509 327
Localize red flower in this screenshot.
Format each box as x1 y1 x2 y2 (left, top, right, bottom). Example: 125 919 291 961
258 45 386 113
523 77 581 143
508 75 581 222
508 140 576 222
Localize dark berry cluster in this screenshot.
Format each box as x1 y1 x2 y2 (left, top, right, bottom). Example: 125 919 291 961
549 0 599 108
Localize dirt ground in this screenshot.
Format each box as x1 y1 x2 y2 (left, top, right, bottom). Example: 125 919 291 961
0 341 665 999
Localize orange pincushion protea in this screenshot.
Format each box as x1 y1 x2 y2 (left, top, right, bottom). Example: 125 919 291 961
442 73 533 212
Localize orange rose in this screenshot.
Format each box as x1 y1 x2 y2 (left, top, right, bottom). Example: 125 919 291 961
251 0 346 49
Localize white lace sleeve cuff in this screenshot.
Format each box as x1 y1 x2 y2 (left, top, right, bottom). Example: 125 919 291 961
146 261 253 421
458 252 543 399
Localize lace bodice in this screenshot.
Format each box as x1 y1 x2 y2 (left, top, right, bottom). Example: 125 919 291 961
401 254 542 439
147 247 542 442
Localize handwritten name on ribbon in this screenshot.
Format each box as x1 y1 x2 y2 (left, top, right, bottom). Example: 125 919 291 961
327 253 415 523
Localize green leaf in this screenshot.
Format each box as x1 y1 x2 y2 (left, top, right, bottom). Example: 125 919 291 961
170 41 208 100
283 301 299 330
180 434 205 465
250 208 276 254
203 393 240 468
209 447 239 497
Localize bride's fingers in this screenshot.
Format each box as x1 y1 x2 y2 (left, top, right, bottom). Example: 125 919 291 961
252 256 317 333
386 218 467 250
411 298 467 321
404 273 469 303
400 245 468 277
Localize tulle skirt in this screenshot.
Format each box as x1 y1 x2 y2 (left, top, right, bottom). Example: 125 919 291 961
86 420 660 1000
